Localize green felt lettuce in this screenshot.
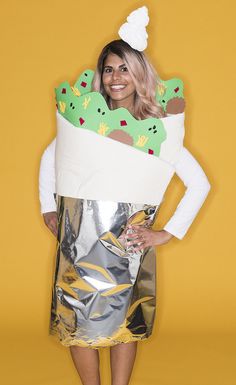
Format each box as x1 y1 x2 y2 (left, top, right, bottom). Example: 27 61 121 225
155 78 184 114
55 69 184 157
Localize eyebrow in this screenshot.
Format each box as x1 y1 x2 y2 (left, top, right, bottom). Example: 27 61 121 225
103 64 127 69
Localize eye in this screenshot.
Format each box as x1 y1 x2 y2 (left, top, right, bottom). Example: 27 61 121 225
103 67 112 73
121 66 128 72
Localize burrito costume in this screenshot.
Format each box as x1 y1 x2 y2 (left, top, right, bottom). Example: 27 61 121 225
49 69 185 349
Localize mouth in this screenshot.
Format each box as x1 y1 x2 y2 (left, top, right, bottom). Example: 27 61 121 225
110 84 126 92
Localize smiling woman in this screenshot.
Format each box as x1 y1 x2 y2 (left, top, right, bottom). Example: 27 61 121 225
102 55 137 111
39 7 211 385
92 39 166 120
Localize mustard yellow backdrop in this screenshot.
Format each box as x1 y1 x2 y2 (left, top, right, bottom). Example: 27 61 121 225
1 0 235 384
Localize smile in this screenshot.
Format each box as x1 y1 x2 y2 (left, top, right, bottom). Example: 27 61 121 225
110 85 126 91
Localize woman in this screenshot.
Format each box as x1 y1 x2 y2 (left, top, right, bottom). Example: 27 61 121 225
39 39 210 385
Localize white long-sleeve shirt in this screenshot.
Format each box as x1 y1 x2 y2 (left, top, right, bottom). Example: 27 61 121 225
39 139 211 240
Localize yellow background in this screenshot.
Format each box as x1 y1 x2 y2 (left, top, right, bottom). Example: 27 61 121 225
1 0 235 384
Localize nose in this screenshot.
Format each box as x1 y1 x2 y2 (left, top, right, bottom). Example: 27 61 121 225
111 69 121 82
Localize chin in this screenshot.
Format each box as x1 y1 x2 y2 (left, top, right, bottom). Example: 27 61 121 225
110 94 127 101
110 92 134 101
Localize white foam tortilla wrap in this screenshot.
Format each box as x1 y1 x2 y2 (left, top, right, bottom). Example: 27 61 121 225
55 110 185 205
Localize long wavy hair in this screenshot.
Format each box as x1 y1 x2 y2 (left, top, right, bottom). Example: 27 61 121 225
92 39 166 120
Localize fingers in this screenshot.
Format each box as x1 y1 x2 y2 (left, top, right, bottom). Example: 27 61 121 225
126 243 145 253
49 221 58 237
48 217 58 237
125 233 140 240
125 232 146 251
124 225 146 241
125 225 144 238
43 212 58 237
128 238 146 252
131 244 145 252
126 236 145 246
124 224 153 251
127 224 144 232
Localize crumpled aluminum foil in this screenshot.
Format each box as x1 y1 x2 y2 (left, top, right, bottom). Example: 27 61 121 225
49 196 160 349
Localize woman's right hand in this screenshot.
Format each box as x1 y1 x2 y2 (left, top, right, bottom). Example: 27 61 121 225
43 211 58 237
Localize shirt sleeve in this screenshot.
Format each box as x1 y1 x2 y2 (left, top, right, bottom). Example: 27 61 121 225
38 138 57 214
163 146 211 239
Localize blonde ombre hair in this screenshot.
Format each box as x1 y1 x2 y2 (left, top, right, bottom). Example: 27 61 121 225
92 39 166 120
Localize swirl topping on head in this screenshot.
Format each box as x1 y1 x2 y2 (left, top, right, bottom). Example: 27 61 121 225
118 6 149 51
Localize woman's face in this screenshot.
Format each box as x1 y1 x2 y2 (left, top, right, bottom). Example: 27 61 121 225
102 53 136 107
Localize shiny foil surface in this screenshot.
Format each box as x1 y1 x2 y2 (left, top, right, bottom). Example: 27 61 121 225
49 196 160 349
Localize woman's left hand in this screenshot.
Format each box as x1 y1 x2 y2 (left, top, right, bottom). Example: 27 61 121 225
123 224 174 252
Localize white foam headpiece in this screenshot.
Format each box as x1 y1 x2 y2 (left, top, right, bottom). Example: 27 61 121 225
118 6 149 51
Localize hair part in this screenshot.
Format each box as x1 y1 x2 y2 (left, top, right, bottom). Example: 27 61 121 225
92 39 166 120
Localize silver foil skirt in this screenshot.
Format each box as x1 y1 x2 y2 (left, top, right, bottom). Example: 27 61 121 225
49 196 159 349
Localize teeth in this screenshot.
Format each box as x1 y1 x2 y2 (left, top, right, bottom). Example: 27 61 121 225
110 85 126 90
